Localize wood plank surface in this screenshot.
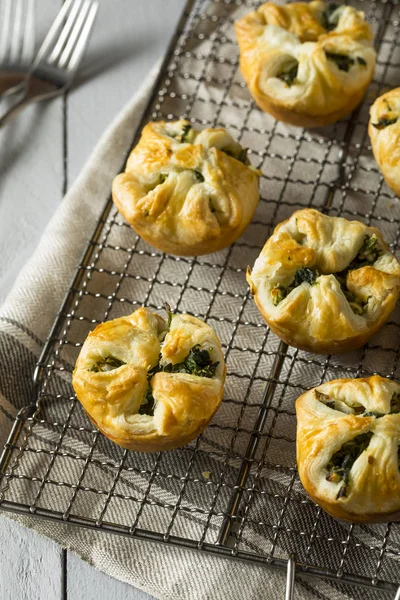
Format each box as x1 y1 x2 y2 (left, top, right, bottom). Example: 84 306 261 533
67 552 154 600
0 0 62 305
0 516 62 600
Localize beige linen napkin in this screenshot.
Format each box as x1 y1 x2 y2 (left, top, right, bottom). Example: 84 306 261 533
0 67 382 600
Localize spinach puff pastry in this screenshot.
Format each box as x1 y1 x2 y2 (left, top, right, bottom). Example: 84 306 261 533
369 87 400 197
296 375 400 522
72 307 226 452
235 1 376 127
246 209 400 354
112 120 260 256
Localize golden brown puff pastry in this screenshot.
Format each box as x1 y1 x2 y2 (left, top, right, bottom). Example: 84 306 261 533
72 307 226 452
235 1 376 128
246 209 400 354
112 120 260 256
369 87 400 197
296 375 400 523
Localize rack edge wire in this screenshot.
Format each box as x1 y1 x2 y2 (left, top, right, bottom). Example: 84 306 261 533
0 0 399 596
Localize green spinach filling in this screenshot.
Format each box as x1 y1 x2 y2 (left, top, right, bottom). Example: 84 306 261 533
327 432 373 498
271 284 287 306
163 345 219 377
193 169 205 182
271 267 319 306
167 122 193 143
316 389 400 418
90 356 126 372
391 392 400 413
321 3 341 31
293 267 319 286
325 51 366 72
334 234 381 315
140 344 220 416
277 62 298 87
372 116 398 130
372 100 398 130
139 377 158 416
315 390 332 403
169 123 192 143
317 389 400 496
315 390 336 409
349 234 381 268
156 173 167 187
363 394 400 418
333 271 366 315
147 173 168 196
221 146 249 165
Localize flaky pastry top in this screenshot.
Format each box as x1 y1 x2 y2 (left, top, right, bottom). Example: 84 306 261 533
72 307 226 452
369 87 400 197
247 209 400 353
296 375 400 521
112 120 260 256
235 1 376 126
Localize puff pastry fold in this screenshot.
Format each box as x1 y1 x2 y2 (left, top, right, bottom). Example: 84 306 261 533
246 209 400 353
369 87 400 197
72 307 226 452
112 120 260 256
235 1 376 127
296 375 400 522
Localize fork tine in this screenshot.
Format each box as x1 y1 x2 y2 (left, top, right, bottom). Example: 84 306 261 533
47 0 83 65
0 0 12 61
9 0 24 63
65 1 98 73
66 1 98 73
32 0 75 65
21 0 35 66
58 0 95 69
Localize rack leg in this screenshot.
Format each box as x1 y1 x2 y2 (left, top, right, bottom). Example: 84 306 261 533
216 343 288 546
285 554 296 600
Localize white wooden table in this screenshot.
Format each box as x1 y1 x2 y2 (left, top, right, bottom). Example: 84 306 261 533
0 1 185 597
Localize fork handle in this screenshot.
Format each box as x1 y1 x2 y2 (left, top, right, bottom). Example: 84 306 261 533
0 81 64 127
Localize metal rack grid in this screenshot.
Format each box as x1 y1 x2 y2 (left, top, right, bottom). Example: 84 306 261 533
1 0 400 595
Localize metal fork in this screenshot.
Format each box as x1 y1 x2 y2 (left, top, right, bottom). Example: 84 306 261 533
0 0 99 126
0 0 35 97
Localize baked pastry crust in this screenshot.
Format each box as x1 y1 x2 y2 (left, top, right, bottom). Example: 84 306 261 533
112 120 260 256
296 375 400 523
235 1 376 127
369 87 400 197
246 209 400 354
72 307 226 452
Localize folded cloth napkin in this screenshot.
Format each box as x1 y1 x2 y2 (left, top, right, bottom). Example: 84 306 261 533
0 67 376 600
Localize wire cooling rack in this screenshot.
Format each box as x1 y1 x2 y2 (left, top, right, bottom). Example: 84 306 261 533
1 0 400 596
